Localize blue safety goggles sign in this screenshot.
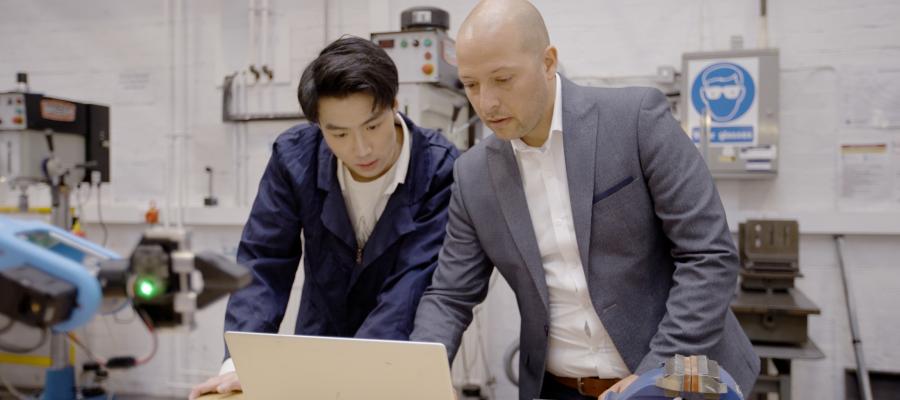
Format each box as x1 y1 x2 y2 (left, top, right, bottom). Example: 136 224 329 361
687 58 759 147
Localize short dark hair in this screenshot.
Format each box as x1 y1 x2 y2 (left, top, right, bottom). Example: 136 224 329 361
298 36 399 123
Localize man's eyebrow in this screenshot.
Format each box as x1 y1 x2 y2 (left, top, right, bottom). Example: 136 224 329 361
362 111 383 125
323 111 382 130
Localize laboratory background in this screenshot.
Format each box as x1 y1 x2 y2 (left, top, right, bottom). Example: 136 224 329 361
1 1 899 399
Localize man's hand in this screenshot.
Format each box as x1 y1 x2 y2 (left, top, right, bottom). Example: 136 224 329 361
598 374 638 400
188 372 242 400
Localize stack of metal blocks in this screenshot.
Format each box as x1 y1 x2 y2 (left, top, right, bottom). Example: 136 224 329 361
731 220 820 345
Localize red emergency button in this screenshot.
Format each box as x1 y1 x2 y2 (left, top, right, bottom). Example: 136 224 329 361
12 116 23 124
421 64 434 75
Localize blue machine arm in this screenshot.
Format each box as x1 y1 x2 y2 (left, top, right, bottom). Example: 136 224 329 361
0 216 120 332
603 355 744 400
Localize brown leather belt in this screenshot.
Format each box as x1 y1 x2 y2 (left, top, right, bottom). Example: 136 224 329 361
551 374 620 397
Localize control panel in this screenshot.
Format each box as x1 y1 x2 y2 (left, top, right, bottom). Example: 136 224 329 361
372 29 459 90
0 93 27 130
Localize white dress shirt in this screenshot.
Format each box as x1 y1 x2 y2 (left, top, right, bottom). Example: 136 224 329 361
219 113 411 376
511 74 630 379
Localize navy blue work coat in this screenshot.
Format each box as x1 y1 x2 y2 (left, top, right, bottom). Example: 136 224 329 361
224 115 458 354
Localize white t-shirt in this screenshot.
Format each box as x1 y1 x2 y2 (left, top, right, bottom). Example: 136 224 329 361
337 113 411 248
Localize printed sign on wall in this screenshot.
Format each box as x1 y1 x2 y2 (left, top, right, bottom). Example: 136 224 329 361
687 58 759 147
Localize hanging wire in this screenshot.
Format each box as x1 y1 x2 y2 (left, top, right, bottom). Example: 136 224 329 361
0 316 15 335
62 309 158 369
96 182 109 246
0 369 34 400
135 309 158 366
0 323 48 354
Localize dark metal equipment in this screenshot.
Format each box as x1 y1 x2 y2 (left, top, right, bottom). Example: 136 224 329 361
732 289 819 345
730 220 824 399
732 220 818 345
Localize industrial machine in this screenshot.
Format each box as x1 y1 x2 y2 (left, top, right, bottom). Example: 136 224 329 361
0 215 252 399
371 7 475 150
0 73 110 227
729 219 823 399
602 355 744 400
681 49 780 179
731 220 820 345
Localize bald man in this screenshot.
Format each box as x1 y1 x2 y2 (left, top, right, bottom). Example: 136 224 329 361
410 1 760 399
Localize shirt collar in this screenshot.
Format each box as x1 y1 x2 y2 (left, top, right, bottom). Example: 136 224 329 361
337 112 411 195
511 73 563 155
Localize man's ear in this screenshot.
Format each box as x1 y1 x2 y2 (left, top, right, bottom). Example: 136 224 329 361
543 45 558 79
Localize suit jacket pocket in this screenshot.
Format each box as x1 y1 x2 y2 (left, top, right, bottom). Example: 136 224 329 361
593 176 635 204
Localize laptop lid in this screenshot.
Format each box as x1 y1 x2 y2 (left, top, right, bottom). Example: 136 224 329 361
224 332 455 400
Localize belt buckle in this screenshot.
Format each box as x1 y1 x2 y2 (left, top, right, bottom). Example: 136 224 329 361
576 377 590 396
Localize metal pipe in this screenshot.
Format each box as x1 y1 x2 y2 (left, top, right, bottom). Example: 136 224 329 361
240 71 250 206
179 0 190 228
49 334 68 368
834 235 874 400
165 0 176 228
261 0 270 112
758 0 769 48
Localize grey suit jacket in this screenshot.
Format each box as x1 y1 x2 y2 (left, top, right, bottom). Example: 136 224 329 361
411 76 760 400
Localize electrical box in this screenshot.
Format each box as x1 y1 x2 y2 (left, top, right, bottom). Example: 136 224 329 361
681 49 780 179
371 29 460 90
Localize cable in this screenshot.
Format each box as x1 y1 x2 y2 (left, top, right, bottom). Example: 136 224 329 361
474 308 496 398
66 332 106 365
0 323 48 354
99 298 132 316
0 316 15 335
64 309 158 370
134 309 158 366
96 182 108 246
75 183 84 220
74 182 93 220
112 305 137 324
503 339 520 386
0 369 34 400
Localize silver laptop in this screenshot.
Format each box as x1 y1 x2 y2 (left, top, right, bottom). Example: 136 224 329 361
224 332 455 400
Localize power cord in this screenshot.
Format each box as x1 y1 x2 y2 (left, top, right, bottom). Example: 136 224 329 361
64 308 158 369
0 322 48 354
96 182 108 246
0 369 35 400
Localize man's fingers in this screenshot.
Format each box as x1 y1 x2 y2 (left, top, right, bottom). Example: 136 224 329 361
217 380 242 393
189 375 227 399
216 373 242 393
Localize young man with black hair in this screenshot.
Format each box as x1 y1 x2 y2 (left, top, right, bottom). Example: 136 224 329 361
190 36 459 399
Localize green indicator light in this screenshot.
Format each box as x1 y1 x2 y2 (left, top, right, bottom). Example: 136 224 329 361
135 277 161 300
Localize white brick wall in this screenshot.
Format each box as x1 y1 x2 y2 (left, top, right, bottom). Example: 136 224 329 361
1 1 898 398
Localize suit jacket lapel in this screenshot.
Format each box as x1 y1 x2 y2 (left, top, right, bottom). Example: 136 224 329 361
560 77 598 277
486 139 550 311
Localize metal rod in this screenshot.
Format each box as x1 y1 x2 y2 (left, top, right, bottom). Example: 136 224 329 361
834 235 874 400
49 333 68 368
